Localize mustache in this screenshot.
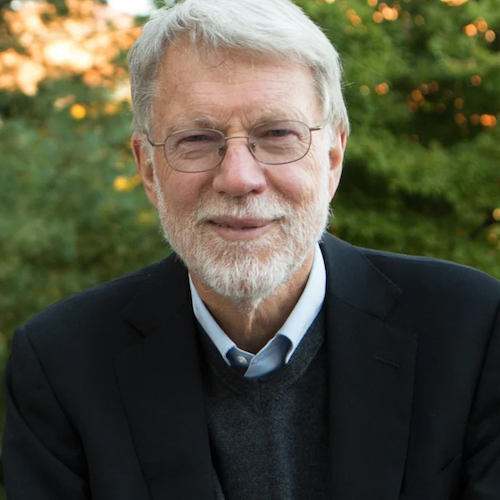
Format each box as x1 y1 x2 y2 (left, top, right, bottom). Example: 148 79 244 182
194 194 294 223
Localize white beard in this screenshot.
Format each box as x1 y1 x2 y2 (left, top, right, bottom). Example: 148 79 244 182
154 170 331 310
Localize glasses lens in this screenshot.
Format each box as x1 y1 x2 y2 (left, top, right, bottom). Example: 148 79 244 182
250 120 311 165
164 129 224 172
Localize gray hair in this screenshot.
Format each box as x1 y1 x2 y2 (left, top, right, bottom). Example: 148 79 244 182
128 0 349 137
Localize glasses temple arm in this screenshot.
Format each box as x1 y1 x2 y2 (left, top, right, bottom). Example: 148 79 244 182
310 123 329 132
144 133 165 147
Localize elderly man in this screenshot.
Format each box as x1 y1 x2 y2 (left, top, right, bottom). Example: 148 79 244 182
3 0 500 499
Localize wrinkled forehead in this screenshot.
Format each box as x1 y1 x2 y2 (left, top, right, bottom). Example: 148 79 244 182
151 37 321 124
157 41 259 89
158 37 313 83
160 37 251 73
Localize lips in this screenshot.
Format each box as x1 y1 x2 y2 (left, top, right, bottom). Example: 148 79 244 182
208 216 274 230
205 216 277 241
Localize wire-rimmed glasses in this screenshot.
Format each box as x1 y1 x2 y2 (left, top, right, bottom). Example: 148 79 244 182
146 120 327 173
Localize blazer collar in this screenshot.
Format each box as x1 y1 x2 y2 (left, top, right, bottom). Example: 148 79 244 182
320 233 402 318
122 234 402 338
122 254 193 337
122 234 402 336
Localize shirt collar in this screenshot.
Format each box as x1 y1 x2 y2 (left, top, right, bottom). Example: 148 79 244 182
189 243 326 366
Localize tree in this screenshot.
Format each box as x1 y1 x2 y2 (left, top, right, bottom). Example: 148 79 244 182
0 5 164 486
296 0 500 277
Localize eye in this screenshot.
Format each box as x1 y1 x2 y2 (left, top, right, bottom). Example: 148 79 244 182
252 121 303 141
256 128 297 141
172 132 219 149
264 128 293 138
182 134 212 143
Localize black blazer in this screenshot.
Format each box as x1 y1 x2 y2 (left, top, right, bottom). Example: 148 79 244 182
3 234 500 500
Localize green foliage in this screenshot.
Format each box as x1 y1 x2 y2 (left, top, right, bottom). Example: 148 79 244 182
296 0 500 276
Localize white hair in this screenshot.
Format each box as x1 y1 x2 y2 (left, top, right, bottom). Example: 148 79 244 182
128 0 349 137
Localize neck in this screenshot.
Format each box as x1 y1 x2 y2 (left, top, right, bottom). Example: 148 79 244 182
190 250 315 354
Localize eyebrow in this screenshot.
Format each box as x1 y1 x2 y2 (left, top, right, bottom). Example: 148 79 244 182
161 115 220 136
193 116 221 129
249 110 304 125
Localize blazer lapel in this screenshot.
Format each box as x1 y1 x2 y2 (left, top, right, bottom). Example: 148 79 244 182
113 257 215 500
112 236 416 500
321 235 417 500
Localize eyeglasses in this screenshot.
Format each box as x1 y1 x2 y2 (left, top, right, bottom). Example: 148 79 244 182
146 120 327 173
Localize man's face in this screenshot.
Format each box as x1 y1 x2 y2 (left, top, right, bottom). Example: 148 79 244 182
133 41 345 307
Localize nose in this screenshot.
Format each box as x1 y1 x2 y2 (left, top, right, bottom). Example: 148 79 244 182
211 137 267 197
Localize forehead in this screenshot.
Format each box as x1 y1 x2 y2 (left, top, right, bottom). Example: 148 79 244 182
151 39 321 130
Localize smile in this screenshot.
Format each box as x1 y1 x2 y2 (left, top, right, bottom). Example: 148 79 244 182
207 217 276 240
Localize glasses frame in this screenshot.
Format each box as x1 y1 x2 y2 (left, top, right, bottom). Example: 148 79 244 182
146 119 328 173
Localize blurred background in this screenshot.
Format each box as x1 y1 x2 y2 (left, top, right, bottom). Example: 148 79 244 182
0 0 499 494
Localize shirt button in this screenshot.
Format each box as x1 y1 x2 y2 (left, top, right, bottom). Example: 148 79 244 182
236 355 248 366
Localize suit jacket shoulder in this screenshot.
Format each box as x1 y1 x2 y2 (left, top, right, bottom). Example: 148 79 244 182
321 234 500 319
358 243 500 329
360 244 500 296
22 254 189 354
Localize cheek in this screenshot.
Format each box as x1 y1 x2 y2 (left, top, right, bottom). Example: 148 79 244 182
283 148 330 197
158 168 212 213
267 162 326 207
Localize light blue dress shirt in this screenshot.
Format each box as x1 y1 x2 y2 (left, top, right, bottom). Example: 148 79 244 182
189 243 326 378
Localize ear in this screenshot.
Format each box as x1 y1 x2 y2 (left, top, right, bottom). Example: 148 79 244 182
132 133 158 208
328 131 347 201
